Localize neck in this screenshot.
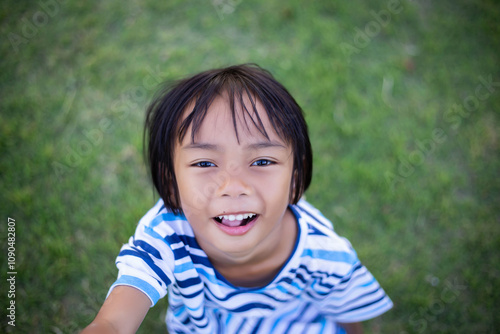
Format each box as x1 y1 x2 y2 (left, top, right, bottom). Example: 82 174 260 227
211 208 298 288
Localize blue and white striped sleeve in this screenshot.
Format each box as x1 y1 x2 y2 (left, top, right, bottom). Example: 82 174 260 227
321 259 393 323
107 212 176 307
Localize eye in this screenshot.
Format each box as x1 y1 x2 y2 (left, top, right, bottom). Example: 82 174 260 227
251 159 274 166
193 161 216 168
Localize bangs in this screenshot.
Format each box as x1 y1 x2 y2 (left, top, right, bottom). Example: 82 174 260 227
177 70 290 146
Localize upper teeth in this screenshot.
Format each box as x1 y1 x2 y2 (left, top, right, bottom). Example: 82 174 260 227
218 213 256 221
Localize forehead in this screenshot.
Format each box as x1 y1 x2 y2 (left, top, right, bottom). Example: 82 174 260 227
179 94 287 146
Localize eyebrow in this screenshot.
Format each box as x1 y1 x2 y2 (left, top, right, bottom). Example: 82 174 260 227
182 141 287 151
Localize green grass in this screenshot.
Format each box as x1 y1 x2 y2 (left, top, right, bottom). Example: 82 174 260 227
1 0 499 333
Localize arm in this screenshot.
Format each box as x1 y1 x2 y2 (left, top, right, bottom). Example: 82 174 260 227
81 286 151 334
338 321 363 334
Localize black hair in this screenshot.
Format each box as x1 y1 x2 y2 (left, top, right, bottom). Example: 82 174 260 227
144 64 312 214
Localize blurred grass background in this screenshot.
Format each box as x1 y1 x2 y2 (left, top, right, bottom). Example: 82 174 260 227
1 0 499 333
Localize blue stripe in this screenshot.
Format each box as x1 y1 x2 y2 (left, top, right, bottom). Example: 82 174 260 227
177 234 202 250
270 303 300 332
172 248 190 260
340 297 393 322
225 313 233 327
295 272 308 284
250 317 264 334
147 211 203 251
178 287 203 299
144 225 165 241
235 318 247 333
284 302 311 333
181 315 191 325
288 204 302 221
150 212 186 228
280 279 306 293
191 254 212 267
118 249 171 286
164 234 191 260
324 286 385 315
215 310 223 334
307 223 328 236
190 309 207 322
173 305 186 318
203 283 289 303
295 264 343 280
133 239 162 259
194 267 218 285
336 263 364 287
174 261 196 274
343 288 385 312
296 203 332 229
229 302 274 313
302 249 357 265
309 266 367 298
314 315 327 333
176 276 202 289
112 275 161 305
361 277 376 288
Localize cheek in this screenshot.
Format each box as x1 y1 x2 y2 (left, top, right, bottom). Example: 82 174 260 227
184 174 216 198
177 175 214 214
180 193 208 217
259 171 293 199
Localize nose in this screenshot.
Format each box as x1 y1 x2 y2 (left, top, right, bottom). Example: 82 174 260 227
215 166 252 198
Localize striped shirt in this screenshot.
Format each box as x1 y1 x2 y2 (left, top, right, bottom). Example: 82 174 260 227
110 199 393 333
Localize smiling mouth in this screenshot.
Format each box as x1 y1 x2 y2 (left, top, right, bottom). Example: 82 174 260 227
213 213 258 227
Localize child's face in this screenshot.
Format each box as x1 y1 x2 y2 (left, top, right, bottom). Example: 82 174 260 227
173 96 295 263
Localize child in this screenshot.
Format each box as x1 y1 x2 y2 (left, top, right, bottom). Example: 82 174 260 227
82 64 392 334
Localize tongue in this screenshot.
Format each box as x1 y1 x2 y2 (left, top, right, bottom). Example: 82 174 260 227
221 218 242 227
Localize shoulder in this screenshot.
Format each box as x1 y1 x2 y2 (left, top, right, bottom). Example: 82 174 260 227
291 199 359 273
115 200 205 284
124 199 203 267
135 199 196 243
292 199 335 232
292 199 354 251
